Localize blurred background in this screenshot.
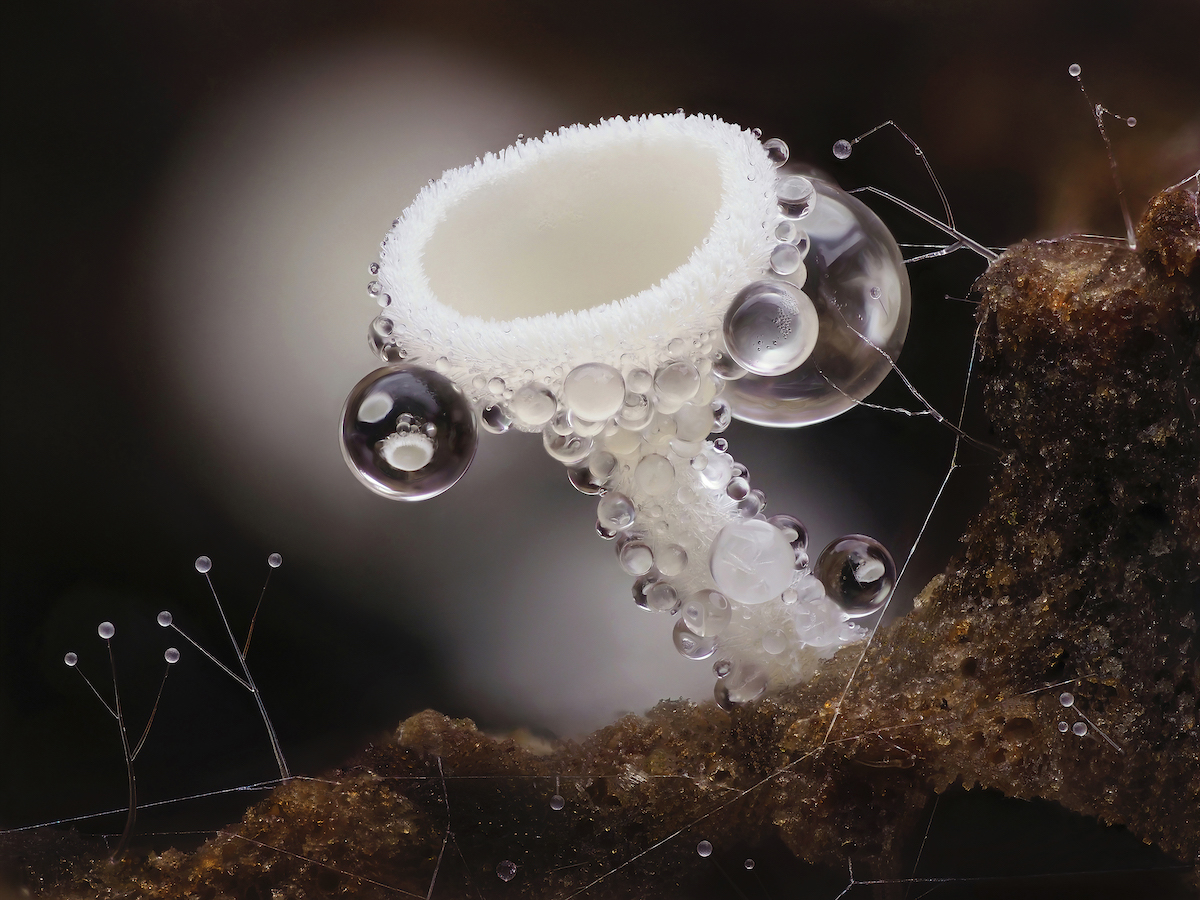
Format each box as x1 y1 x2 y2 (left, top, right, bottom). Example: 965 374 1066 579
3 0 1198 893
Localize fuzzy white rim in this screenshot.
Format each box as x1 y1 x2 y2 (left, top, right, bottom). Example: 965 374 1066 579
377 113 777 398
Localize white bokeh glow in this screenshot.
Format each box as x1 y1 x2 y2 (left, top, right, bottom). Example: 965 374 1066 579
139 40 857 735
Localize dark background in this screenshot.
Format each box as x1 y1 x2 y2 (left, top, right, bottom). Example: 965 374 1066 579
3 1 1198 896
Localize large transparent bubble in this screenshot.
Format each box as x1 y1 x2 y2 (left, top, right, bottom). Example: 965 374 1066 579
340 364 478 500
724 177 910 426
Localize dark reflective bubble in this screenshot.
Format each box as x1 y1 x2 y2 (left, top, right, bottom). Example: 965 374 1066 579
725 177 910 426
814 534 896 618
340 365 478 501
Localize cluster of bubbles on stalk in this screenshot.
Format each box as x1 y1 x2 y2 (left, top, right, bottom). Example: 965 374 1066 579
341 125 908 707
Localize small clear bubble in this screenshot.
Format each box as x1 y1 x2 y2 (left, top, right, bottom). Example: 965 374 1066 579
64 652 78 667
696 840 713 858
367 280 382 295
341 365 478 500
543 430 592 464
682 589 732 638
646 581 680 613
776 175 816 217
1068 63 1082 77
97 622 115 640
377 293 392 308
550 794 565 811
832 139 853 160
710 519 795 605
762 137 789 166
767 514 809 554
1072 721 1088 736
567 465 604 495
368 262 380 275
164 647 180 664
726 477 750 500
496 860 517 882
713 659 733 678
654 361 701 404
1058 721 1070 733
723 280 818 377
510 383 557 426
1059 692 1075 708
480 403 512 434
267 552 282 568
770 243 803 276
598 492 637 530
157 611 173 627
657 543 688 577
815 535 896 618
563 363 626 422
195 556 212 573
713 438 729 453
761 628 788 655
619 541 655 577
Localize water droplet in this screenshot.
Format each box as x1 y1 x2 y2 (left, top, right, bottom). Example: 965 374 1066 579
1126 116 1137 127
722 281 819 377
543 429 593 464
774 219 800 244
619 540 655 576
713 438 728 453
195 556 212 573
631 573 658 610
510 383 557 426
563 363 626 421
744 858 755 870
761 629 788 655
435 356 450 374
781 587 798 605
1072 721 1088 736
710 399 732 433
635 453 675 495
815 535 896 618
97 622 115 640
681 589 732 638
715 662 768 708
164 647 180 664
367 280 382 295
776 175 816 217
654 361 701 404
696 840 713 858
768 513 806 556
480 403 512 434
377 293 392 309
597 492 636 530
157 611 173 627
567 465 604 495
550 794 565 811
496 860 517 882
832 139 853 160
870 285 882 300
711 351 747 381
267 552 283 568
724 178 911 426
762 137 789 166
710 519 795 605
1058 720 1070 733
738 489 765 518
1059 692 1075 708
341 365 478 500
770 243 803 276
657 543 688 577
726 477 750 500
64 652 78 667
368 262 380 275
713 659 733 678
645 580 679 613
487 377 506 396
1068 63 1081 77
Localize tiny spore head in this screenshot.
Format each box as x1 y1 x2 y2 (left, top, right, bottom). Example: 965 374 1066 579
1068 63 1082 77
832 139 853 160
550 794 565 811
195 555 212 574
696 840 713 858
1072 721 1088 736
164 647 180 664
1059 691 1075 708
64 652 78 667
157 610 173 627
97 621 115 640
267 552 283 568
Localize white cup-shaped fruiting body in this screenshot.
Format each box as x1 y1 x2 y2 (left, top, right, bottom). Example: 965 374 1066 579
342 114 906 704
